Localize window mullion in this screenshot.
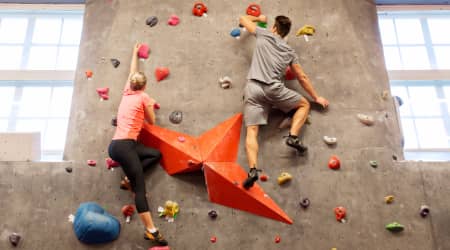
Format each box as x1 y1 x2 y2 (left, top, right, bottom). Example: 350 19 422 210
20 16 35 70
421 18 437 69
8 84 23 132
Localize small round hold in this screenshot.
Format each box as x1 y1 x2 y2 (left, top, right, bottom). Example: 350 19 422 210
177 136 186 143
169 110 183 124
9 233 21 246
146 16 158 27
87 160 96 166
110 58 120 68
392 154 398 161
65 167 73 173
111 117 117 127
274 235 281 244
210 236 217 243
420 205 430 218
208 210 218 219
300 198 310 209
260 174 268 182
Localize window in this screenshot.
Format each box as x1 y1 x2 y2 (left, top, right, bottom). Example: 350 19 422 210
378 10 450 161
0 7 83 161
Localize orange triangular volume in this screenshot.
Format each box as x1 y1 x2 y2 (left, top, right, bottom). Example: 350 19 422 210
139 124 203 175
197 113 243 163
203 162 293 224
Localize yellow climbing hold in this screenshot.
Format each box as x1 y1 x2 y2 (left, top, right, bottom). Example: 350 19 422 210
296 25 316 36
384 195 394 204
159 200 179 218
277 172 293 185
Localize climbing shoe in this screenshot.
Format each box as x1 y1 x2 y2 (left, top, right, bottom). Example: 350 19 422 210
144 229 168 246
243 168 261 190
285 134 308 155
120 176 131 191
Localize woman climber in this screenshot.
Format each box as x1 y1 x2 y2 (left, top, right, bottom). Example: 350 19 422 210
108 43 168 246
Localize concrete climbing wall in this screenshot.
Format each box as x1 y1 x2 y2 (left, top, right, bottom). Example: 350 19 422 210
1 0 450 249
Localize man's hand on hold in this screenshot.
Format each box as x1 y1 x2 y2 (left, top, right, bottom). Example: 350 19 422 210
315 96 329 109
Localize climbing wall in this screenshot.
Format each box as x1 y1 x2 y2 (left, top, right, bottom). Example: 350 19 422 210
1 0 450 249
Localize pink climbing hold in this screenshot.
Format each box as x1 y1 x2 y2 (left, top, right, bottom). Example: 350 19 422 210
285 67 296 80
168 15 180 26
106 157 120 170
155 67 170 82
96 87 109 100
153 102 161 110
149 247 170 250
177 136 186 143
87 160 96 167
138 44 150 59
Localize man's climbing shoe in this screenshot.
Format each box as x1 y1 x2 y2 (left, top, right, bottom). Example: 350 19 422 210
120 176 131 191
285 134 308 155
144 229 168 246
243 168 261 190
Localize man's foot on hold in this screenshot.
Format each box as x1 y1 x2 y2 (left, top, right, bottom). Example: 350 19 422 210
144 229 168 246
285 134 308 155
243 168 261 190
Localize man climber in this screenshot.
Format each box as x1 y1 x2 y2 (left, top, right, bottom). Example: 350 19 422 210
239 15 329 189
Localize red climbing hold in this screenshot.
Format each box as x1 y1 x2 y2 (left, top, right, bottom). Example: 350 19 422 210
106 158 120 170
275 236 281 243
260 174 268 182
138 44 150 59
122 204 135 223
328 155 340 170
155 67 170 82
285 67 296 80
85 70 93 79
168 15 180 26
210 236 217 243
87 160 96 166
149 246 170 250
334 206 346 222
96 87 109 100
153 103 161 110
246 3 261 17
192 2 208 17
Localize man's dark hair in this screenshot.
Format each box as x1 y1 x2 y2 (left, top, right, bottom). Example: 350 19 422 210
274 16 291 38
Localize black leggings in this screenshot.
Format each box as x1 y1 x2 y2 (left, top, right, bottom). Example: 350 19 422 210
108 139 161 213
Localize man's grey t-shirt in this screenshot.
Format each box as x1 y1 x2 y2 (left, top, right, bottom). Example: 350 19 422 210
247 27 299 84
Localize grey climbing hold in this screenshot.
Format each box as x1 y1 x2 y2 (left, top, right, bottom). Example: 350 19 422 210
110 58 120 68
169 111 183 124
146 16 158 27
208 210 218 219
65 167 73 173
9 233 21 247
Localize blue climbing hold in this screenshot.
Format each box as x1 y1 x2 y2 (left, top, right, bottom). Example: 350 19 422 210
230 28 241 38
73 202 121 244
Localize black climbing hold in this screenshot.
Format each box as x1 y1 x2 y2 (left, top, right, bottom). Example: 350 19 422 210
110 58 120 68
299 198 310 209
392 155 398 161
169 111 183 124
111 117 117 127
65 167 73 173
420 205 430 218
394 96 404 106
146 16 158 27
9 233 21 247
208 210 218 219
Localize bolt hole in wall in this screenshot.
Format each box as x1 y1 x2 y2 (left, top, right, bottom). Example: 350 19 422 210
377 8 450 161
0 6 84 161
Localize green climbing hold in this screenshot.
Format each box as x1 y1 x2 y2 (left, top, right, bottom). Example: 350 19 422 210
386 222 404 233
257 22 267 28
369 160 378 168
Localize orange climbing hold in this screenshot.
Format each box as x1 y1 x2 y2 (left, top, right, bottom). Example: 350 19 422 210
85 70 93 79
192 2 208 17
328 155 340 170
334 206 346 222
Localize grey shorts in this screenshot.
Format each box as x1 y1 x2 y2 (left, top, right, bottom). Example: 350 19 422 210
244 80 303 126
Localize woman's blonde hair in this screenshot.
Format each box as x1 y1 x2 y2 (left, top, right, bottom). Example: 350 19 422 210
130 72 147 91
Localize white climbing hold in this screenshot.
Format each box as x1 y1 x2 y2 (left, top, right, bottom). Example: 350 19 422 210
323 136 337 145
219 76 232 89
357 113 375 126
68 214 75 223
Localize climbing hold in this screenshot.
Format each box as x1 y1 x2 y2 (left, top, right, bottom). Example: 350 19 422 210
274 235 281 243
168 15 180 26
192 2 208 17
260 174 268 182
285 67 296 80
155 67 170 82
208 210 218 219
85 70 93 79
110 58 120 68
246 3 261 17
87 160 96 167
392 154 398 161
138 44 150 59
385 222 404 233
219 76 232 89
65 167 73 173
96 87 109 101
9 233 21 246
296 25 315 41
121 204 135 223
369 160 378 168
331 248 337 250
299 198 310 209
177 136 186 143
328 155 340 170
146 16 158 27
210 236 217 243
154 103 161 110
158 200 179 222
111 117 117 127
169 110 183 124
257 21 267 28
149 247 170 250
230 28 241 39
106 158 120 170
323 136 337 145
384 195 394 204
394 96 404 106
357 113 375 126
420 205 430 218
277 172 292 185
382 90 389 100
334 206 346 223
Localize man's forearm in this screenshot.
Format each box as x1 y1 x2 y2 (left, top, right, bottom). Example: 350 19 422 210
299 76 319 101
